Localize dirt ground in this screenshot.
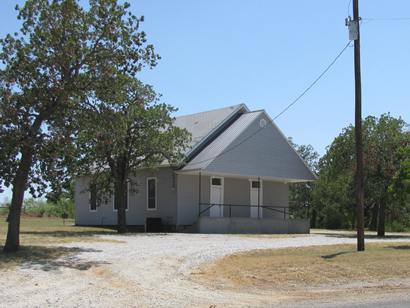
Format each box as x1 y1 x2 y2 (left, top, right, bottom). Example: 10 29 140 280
1 231 410 307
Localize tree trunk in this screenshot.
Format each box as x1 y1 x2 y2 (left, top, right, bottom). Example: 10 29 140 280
3 148 34 252
369 203 379 231
377 199 386 237
114 175 127 234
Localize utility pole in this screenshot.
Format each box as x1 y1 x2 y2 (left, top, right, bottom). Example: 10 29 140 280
348 0 365 251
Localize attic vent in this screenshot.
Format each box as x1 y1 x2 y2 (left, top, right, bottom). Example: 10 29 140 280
259 118 267 128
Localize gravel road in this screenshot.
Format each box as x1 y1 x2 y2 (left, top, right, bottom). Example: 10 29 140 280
1 233 409 308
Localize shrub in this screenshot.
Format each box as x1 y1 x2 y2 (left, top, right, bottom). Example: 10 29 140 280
23 198 74 218
321 205 349 229
386 221 409 233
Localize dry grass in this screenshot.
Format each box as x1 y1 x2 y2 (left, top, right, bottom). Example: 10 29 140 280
196 243 410 290
0 216 123 270
0 216 121 246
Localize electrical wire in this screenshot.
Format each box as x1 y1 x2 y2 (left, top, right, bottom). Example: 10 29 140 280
273 41 352 121
347 0 352 16
362 17 410 21
183 41 353 168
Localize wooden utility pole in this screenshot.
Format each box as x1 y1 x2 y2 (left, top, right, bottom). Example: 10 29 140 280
353 0 365 251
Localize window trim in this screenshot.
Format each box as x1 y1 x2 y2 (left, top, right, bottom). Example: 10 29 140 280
146 177 157 211
211 177 223 186
113 182 130 212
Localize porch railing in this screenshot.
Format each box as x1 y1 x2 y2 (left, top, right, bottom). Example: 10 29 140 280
198 202 309 220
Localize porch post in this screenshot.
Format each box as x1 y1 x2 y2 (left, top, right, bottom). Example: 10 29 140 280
198 170 202 217
258 176 260 219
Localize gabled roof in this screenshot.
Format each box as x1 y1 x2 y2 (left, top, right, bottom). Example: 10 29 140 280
174 104 248 157
182 111 263 170
175 105 316 182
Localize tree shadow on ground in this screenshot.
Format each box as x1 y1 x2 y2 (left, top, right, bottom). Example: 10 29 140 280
20 226 166 238
21 230 116 237
0 246 108 272
388 245 410 250
314 232 410 240
321 251 353 259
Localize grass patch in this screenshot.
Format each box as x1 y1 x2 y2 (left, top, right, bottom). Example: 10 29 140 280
0 215 121 246
0 216 121 270
311 229 410 239
196 243 410 290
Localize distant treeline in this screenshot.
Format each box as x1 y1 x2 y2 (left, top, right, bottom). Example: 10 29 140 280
0 198 74 219
290 114 410 233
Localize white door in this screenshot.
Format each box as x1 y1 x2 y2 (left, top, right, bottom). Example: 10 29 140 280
250 180 263 218
210 177 224 217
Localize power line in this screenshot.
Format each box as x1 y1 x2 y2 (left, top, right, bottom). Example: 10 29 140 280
362 17 410 21
184 41 352 168
347 0 352 16
273 40 351 121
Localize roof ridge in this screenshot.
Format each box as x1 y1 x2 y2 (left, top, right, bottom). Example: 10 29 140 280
175 104 247 119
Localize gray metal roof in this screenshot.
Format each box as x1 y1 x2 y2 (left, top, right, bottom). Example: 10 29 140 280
182 111 262 170
181 110 316 182
174 104 247 154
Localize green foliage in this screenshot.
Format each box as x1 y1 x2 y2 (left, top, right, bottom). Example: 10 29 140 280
389 145 410 205
0 0 160 249
385 221 410 233
23 198 74 218
311 114 409 230
76 76 190 231
288 139 319 221
0 0 158 197
76 77 190 188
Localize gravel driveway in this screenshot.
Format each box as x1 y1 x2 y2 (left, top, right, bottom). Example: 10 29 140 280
1 233 410 308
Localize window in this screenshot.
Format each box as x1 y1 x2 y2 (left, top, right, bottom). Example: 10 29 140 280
251 181 260 189
113 182 129 211
211 178 222 186
147 178 157 210
89 183 98 212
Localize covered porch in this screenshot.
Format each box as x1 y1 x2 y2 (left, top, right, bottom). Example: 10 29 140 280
176 170 311 234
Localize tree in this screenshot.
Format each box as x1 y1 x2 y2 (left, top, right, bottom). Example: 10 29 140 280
388 143 410 230
288 139 319 225
311 114 409 232
76 77 190 233
0 0 158 252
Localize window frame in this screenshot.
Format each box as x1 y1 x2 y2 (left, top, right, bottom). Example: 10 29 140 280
211 177 222 186
146 177 157 211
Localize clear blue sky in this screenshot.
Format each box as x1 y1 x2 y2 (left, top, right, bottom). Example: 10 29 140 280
1 1 409 201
